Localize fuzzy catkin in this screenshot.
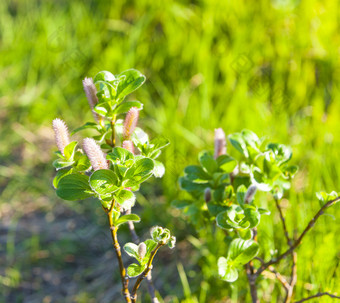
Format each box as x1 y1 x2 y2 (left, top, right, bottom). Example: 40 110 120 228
82 77 101 123
122 140 134 154
214 128 226 159
52 118 70 156
83 138 108 171
123 107 139 140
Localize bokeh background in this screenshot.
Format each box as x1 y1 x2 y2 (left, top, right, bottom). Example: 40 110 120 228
1 0 340 302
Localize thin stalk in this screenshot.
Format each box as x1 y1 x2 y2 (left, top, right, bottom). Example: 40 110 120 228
131 243 163 303
108 201 131 302
111 118 116 147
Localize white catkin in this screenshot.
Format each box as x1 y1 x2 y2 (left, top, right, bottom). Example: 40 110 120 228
245 185 257 203
214 128 226 159
82 77 101 123
52 118 70 156
123 107 139 140
83 138 108 171
122 140 134 154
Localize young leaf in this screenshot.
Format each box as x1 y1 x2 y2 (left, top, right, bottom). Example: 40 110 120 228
53 168 73 188
89 169 119 196
123 243 139 259
199 151 218 174
56 174 94 201
236 185 247 205
94 70 116 83
107 147 134 164
127 263 146 278
115 214 141 226
116 69 146 100
63 141 78 160
228 133 249 158
218 257 238 282
114 189 136 209
217 155 237 173
71 122 102 136
227 238 260 265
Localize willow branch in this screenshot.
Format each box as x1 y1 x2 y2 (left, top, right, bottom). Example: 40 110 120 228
256 197 340 277
274 197 291 246
108 201 131 302
294 292 340 302
131 243 163 303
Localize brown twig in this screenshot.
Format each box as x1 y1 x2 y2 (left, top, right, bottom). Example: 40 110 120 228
108 201 131 302
131 243 163 303
266 266 290 291
256 197 340 277
274 198 291 246
294 292 340 302
246 263 259 303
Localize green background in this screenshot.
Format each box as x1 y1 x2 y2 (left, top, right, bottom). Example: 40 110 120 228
1 0 340 302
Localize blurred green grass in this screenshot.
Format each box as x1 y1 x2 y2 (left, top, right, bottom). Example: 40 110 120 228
1 0 340 302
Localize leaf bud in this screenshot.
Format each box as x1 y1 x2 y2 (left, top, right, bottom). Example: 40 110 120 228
214 128 226 159
245 185 257 203
204 187 212 203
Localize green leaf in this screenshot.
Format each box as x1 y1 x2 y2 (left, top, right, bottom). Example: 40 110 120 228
228 133 249 158
124 158 154 186
184 165 211 182
218 257 238 282
243 206 260 228
267 143 292 165
127 263 145 278
282 165 298 178
107 147 134 164
179 177 207 193
115 214 141 226
217 155 237 173
114 101 143 115
52 159 74 170
71 122 102 136
236 185 247 205
63 141 78 160
89 169 119 196
123 243 139 259
258 208 271 215
153 160 165 178
237 228 253 240
56 174 94 201
95 81 116 102
145 239 158 259
199 151 218 174
110 209 120 223
74 152 91 171
53 169 73 188
93 101 112 117
114 189 136 209
227 239 260 265
171 199 192 209
316 191 339 205
116 69 146 100
149 137 170 150
94 71 116 83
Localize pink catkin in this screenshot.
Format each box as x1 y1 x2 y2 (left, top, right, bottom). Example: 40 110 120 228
52 118 70 156
82 77 101 123
122 140 134 154
123 107 139 140
83 138 108 171
214 128 226 159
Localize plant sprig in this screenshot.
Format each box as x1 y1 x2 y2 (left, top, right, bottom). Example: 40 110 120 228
52 69 175 302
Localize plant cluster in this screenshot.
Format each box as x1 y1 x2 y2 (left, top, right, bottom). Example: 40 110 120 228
173 128 340 302
52 69 174 303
